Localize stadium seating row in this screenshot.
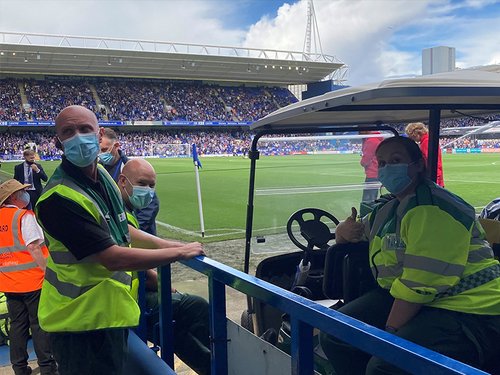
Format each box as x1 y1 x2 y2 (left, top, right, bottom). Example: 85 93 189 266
0 77 298 122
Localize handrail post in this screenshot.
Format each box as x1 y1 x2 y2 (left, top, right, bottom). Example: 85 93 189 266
158 264 174 367
209 277 228 375
291 316 314 375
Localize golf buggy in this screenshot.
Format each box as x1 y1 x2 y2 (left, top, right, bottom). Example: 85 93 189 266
240 70 500 374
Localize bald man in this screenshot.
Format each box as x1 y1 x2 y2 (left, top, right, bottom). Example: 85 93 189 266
98 128 160 235
35 105 205 375
118 159 211 375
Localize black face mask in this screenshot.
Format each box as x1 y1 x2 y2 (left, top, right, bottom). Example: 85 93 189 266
26 161 34 165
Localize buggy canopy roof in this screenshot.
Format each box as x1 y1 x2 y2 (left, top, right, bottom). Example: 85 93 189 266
251 70 500 130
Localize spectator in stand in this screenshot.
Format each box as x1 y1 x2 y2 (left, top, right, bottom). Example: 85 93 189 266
360 131 384 203
405 122 445 187
13 149 48 209
99 128 160 235
0 79 27 121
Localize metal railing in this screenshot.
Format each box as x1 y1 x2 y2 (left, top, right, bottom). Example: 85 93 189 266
0 31 343 64
159 256 488 375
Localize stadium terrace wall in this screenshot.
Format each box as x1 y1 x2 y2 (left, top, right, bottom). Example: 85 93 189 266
0 120 253 127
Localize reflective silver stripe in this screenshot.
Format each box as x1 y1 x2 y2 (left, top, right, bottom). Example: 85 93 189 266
467 246 494 263
470 237 490 247
0 261 39 273
437 264 500 299
471 222 482 238
369 200 399 241
399 278 450 294
44 268 132 299
44 267 93 298
371 264 402 278
0 209 26 254
404 254 465 277
0 245 25 254
50 252 96 265
395 248 405 263
112 271 132 287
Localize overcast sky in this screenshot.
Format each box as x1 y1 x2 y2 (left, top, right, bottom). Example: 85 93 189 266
1 0 499 86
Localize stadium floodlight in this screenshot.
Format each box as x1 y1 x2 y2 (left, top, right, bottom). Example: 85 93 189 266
12 52 15 56
0 51 4 56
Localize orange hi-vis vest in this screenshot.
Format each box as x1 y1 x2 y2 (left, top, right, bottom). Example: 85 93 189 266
0 207 48 293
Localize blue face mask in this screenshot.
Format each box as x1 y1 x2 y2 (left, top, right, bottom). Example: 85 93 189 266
61 133 99 167
377 163 413 195
124 177 154 209
98 152 114 165
17 190 30 208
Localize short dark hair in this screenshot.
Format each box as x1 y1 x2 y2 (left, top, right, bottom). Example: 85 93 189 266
102 128 118 141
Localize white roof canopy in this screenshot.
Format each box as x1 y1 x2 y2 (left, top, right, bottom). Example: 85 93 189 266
251 70 500 130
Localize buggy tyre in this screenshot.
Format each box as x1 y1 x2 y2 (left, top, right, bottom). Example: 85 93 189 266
240 309 254 333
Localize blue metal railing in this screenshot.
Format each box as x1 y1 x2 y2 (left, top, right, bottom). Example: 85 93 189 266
159 256 488 375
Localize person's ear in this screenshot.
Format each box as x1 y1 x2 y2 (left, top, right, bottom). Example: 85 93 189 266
98 128 105 144
118 174 126 189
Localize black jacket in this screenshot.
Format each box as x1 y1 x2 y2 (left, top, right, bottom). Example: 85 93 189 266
14 161 48 195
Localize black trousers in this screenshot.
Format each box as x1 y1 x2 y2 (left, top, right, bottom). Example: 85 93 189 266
319 288 500 375
147 291 211 375
50 328 128 375
5 290 58 375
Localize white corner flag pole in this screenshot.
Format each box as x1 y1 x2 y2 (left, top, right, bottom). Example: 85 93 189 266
194 164 205 237
192 144 205 237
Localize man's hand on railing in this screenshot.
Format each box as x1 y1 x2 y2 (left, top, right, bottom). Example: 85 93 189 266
179 242 205 259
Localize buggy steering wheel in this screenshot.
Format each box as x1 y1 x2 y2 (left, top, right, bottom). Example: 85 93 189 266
286 208 339 252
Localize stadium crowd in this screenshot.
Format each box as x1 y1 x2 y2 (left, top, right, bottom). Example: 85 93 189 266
3 129 500 161
0 77 297 123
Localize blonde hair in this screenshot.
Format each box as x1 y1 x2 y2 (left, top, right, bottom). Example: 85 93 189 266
405 122 428 139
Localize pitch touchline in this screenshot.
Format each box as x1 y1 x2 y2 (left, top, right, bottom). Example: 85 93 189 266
256 183 380 196
446 179 500 184
155 221 288 238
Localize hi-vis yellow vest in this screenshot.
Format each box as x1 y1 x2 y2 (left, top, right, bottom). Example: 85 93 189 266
366 181 500 315
35 164 140 332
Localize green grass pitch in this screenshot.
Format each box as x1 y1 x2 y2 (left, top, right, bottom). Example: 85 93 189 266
1 152 499 242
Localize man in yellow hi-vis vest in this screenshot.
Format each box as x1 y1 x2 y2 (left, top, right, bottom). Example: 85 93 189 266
35 105 205 375
118 159 211 375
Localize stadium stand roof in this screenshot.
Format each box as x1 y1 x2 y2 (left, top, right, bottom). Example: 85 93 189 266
0 31 345 85
465 64 500 74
